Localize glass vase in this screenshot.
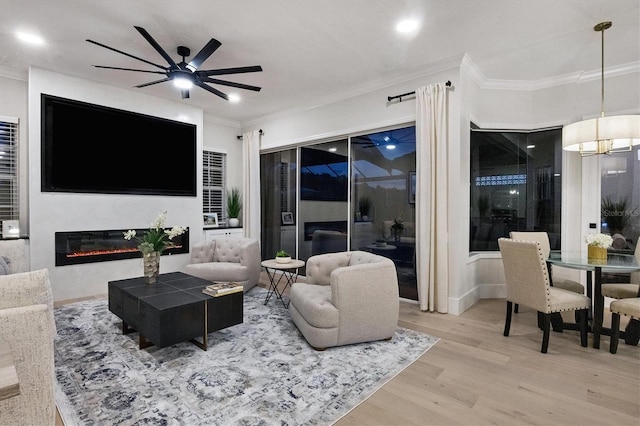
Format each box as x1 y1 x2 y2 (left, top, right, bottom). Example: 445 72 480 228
143 251 161 284
587 244 607 264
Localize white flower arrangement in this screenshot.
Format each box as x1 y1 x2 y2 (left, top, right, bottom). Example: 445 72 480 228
585 233 613 249
123 211 186 255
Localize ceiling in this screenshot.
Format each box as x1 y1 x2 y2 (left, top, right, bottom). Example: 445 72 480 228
2 0 639 125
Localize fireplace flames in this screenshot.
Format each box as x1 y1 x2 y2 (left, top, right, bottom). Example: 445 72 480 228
66 245 183 258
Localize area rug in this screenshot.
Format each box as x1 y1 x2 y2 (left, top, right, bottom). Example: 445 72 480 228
54 287 438 425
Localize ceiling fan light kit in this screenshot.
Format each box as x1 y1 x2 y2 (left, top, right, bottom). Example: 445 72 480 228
87 26 262 100
562 21 640 156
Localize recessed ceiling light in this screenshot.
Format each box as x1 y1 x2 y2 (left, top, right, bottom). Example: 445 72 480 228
15 31 44 45
396 19 419 33
328 147 337 152
228 93 241 103
527 144 536 149
385 144 396 150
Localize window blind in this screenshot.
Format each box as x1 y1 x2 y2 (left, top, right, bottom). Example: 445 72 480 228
0 118 19 234
203 150 226 222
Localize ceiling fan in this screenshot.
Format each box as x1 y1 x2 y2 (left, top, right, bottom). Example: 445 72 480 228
86 26 262 100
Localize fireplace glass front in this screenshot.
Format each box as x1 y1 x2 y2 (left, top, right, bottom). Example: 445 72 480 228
55 228 189 266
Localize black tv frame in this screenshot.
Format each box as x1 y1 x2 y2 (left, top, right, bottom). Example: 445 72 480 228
41 94 197 197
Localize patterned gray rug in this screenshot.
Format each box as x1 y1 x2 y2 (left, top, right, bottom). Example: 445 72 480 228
54 287 438 425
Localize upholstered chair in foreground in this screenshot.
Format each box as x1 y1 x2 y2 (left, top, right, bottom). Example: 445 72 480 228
498 238 590 353
609 297 640 354
183 238 261 291
289 250 399 350
0 269 56 426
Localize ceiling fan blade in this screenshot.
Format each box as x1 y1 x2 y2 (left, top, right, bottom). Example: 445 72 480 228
201 77 261 92
135 78 170 88
87 39 168 71
186 38 222 72
198 65 263 77
134 26 179 69
195 81 229 100
181 89 190 99
93 65 166 75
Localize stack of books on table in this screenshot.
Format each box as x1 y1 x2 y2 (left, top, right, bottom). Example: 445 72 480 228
202 282 243 297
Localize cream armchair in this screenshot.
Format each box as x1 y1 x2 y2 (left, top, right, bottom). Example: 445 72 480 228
0 269 56 426
289 250 399 350
183 238 261 291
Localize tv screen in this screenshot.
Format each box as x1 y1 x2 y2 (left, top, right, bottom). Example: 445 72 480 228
41 94 197 196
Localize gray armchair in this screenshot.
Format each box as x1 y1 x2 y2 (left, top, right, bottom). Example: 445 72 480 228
289 250 399 350
183 238 261 291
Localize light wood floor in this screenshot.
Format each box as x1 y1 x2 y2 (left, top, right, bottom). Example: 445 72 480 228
56 273 640 426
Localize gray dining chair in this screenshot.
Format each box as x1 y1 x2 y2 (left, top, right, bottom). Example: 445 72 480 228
498 238 590 353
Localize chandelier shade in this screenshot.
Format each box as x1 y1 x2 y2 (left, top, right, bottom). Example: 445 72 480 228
562 21 640 156
562 115 640 155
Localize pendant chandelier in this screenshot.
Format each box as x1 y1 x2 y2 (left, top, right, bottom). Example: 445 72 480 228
562 21 640 156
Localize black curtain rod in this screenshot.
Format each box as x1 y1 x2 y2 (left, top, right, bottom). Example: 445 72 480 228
387 80 452 102
237 129 264 140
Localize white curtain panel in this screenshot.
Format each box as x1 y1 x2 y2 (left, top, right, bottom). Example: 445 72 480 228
242 130 261 243
416 83 449 313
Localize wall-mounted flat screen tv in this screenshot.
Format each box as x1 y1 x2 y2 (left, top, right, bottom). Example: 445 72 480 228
41 94 197 196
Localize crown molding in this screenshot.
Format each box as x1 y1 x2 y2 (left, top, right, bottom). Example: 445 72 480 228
242 55 464 128
203 113 241 128
460 54 486 88
480 61 640 91
0 65 27 81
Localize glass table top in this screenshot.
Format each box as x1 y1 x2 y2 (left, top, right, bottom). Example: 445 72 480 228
547 251 640 272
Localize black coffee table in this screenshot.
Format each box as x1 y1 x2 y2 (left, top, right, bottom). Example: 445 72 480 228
108 272 243 351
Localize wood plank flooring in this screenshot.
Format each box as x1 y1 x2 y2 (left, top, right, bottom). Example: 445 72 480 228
55 273 640 425
337 299 640 425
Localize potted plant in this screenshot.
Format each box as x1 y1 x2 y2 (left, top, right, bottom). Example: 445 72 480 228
601 196 633 234
227 187 242 227
123 211 186 284
358 196 372 221
275 250 291 264
476 194 489 218
391 217 404 245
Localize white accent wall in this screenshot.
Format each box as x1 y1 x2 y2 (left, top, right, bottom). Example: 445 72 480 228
26 67 240 301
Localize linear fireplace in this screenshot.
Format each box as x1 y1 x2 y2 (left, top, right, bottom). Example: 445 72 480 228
55 228 189 266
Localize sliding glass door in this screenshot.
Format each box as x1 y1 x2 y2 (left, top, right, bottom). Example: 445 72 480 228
260 149 297 261
351 126 417 299
260 125 417 300
298 140 349 260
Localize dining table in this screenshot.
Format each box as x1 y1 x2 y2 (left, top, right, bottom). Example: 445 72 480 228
547 250 640 349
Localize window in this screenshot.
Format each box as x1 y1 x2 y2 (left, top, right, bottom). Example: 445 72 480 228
203 150 226 224
0 117 19 235
600 146 640 253
470 126 563 251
